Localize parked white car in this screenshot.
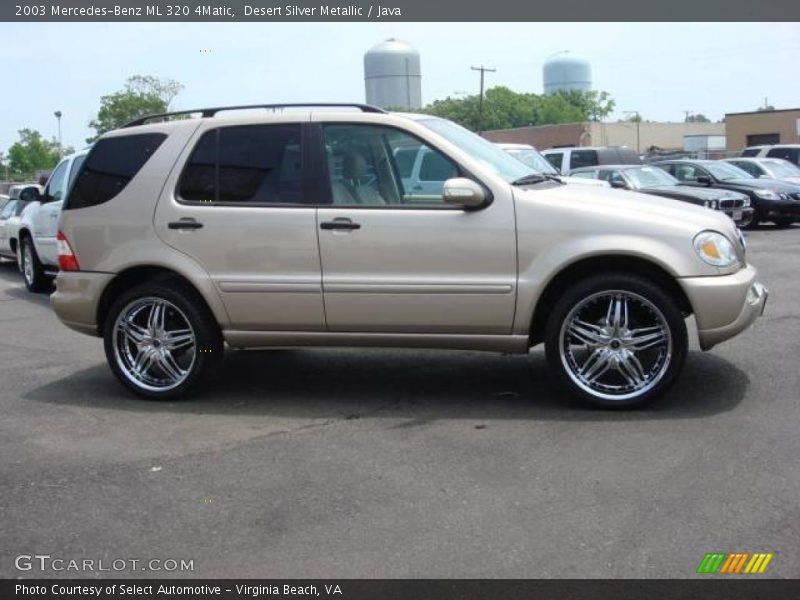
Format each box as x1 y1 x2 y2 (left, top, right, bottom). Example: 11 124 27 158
0 185 41 263
497 143 610 188
740 144 800 167
18 150 87 291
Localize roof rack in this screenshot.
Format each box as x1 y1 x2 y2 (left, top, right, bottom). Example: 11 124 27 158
122 103 387 128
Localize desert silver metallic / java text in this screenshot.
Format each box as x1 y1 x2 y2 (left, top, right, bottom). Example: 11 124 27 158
559 290 672 401
112 297 196 392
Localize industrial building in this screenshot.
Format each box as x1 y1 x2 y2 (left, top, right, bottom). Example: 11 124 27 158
482 121 725 153
363 38 422 110
724 108 800 151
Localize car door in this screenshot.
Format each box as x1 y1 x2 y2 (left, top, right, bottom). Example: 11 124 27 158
0 200 16 254
316 122 517 334
35 158 70 265
155 119 326 331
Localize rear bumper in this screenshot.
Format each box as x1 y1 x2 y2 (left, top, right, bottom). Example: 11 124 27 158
51 271 114 337
679 264 768 350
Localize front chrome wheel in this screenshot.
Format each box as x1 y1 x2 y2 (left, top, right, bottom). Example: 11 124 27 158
559 290 672 402
112 297 197 393
22 242 34 285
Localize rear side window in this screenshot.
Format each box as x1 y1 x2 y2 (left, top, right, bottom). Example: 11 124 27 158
179 124 304 205
68 133 166 209
766 147 799 165
570 150 598 170
740 148 760 157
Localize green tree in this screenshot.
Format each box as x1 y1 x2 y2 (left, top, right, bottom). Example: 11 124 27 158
88 75 184 142
685 113 711 123
418 87 616 132
6 129 70 179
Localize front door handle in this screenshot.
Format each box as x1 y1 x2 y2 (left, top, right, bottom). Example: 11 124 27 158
320 218 360 231
168 218 203 230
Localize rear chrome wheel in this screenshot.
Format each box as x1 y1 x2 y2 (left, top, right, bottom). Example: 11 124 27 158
112 297 196 393
545 273 687 408
104 281 223 399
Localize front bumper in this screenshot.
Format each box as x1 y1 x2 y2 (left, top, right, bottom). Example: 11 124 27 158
51 271 114 337
721 206 754 226
679 264 768 350
760 200 800 221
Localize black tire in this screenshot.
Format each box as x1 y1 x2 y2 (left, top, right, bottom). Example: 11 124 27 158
773 217 794 228
103 280 223 399
20 235 49 293
544 272 688 409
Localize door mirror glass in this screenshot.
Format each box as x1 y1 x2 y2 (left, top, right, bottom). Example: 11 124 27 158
609 179 627 189
443 178 486 208
696 175 712 185
19 186 41 202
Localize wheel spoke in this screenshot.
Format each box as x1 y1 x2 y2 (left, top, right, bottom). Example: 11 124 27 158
627 326 668 351
133 347 156 377
120 319 149 345
148 301 166 333
163 328 194 351
617 351 646 388
157 350 185 382
580 348 611 382
567 319 608 346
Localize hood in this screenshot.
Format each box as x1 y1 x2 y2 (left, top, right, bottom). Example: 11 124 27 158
714 178 800 192
517 183 736 236
641 185 745 202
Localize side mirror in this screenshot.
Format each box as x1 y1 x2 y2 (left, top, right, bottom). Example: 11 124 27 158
443 178 487 209
610 180 627 189
696 175 712 185
19 186 41 202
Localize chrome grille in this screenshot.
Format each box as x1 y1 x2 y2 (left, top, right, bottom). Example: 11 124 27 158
719 198 745 209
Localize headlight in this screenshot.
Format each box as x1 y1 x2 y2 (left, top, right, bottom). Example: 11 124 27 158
754 189 780 200
693 231 740 268
741 197 751 207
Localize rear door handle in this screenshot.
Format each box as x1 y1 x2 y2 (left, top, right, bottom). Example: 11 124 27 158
320 218 360 231
168 218 203 230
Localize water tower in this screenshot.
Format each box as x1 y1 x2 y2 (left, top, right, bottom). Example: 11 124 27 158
364 38 422 110
543 51 592 94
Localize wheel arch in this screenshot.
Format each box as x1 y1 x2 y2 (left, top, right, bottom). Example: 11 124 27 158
96 265 225 335
528 254 693 346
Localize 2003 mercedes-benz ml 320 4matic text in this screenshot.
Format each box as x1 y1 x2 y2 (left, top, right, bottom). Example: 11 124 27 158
51 103 768 407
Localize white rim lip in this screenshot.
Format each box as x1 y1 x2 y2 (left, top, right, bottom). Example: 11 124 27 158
558 289 673 402
112 297 197 393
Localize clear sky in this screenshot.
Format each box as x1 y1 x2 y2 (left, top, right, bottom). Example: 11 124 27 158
1 22 798 153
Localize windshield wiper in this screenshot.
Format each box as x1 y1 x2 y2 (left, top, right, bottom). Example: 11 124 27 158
512 173 563 186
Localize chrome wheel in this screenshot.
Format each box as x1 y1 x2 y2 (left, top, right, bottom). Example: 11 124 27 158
22 242 34 285
112 297 196 392
559 290 672 401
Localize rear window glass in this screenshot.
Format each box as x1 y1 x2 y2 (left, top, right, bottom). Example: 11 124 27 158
68 133 166 209
179 124 304 204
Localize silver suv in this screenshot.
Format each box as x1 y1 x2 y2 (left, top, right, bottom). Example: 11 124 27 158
51 103 768 407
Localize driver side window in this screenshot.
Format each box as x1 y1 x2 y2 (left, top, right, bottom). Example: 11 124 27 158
323 124 458 206
673 164 704 182
44 160 69 202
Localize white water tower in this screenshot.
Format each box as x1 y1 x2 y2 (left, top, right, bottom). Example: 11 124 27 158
364 38 422 109
543 51 592 94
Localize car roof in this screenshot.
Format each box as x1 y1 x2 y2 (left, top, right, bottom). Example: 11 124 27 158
747 144 800 149
572 164 655 171
495 143 534 150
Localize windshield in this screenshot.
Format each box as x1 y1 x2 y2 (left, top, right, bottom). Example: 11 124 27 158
504 149 559 175
625 166 678 188
706 162 753 181
763 159 800 178
417 118 536 183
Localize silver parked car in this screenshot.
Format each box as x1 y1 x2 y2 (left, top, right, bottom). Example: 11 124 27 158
51 103 768 407
722 157 800 185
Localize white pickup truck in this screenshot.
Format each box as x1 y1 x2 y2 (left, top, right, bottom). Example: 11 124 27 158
17 150 87 292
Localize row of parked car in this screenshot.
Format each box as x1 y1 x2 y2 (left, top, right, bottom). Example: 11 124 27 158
0 150 87 291
505 143 800 229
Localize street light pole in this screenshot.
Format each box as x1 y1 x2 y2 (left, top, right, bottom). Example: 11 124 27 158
54 111 62 156
471 65 496 135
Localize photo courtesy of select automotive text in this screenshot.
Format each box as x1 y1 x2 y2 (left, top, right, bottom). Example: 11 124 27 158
1 1 799 597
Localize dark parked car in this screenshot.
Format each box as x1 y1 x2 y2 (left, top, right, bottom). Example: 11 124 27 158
653 159 800 228
569 164 754 227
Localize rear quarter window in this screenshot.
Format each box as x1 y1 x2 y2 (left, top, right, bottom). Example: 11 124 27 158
67 133 167 209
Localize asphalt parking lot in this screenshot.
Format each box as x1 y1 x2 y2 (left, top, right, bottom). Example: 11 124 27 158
1 225 798 579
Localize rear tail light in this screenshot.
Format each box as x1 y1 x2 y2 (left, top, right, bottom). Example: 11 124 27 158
56 230 80 271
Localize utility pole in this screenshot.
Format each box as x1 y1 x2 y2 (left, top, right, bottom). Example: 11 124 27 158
683 110 692 122
54 111 63 156
471 65 496 134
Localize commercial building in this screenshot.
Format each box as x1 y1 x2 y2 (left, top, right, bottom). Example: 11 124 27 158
482 121 725 153
724 108 800 151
